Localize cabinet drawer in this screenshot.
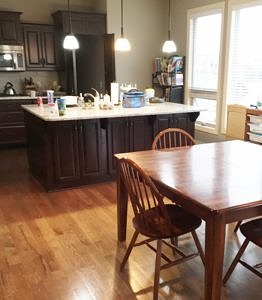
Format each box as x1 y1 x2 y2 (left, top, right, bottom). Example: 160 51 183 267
0 125 26 144
0 100 32 112
0 111 24 124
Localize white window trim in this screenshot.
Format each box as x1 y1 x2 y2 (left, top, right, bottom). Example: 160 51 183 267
185 2 225 134
221 0 262 133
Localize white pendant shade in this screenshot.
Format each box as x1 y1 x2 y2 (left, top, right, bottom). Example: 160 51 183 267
63 34 79 50
162 40 177 53
115 0 131 52
115 37 131 51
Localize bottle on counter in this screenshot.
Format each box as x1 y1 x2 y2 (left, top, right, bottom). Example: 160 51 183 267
78 93 84 108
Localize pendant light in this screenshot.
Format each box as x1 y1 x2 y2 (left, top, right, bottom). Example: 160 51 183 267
115 0 131 51
63 0 79 50
162 0 177 53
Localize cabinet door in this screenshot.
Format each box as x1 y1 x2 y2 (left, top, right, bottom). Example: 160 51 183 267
154 114 174 135
23 25 43 69
129 116 153 152
106 118 129 174
52 121 81 185
0 12 22 44
153 113 197 138
0 99 32 146
41 27 58 69
78 119 103 180
23 24 58 70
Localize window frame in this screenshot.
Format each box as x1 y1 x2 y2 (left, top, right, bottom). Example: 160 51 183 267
221 0 262 132
186 2 225 134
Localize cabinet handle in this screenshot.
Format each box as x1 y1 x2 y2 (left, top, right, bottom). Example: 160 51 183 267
74 124 78 132
79 124 83 132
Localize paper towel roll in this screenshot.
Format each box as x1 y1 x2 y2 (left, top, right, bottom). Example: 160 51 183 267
111 82 119 105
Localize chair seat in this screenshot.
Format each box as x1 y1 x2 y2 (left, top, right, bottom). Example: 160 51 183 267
240 218 262 247
133 204 202 239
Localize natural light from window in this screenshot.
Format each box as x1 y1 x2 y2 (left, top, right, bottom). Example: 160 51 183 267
191 14 222 91
226 5 262 107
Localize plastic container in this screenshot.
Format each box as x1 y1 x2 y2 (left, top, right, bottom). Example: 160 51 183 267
47 90 54 105
248 114 262 124
57 98 66 116
248 123 262 134
122 90 145 108
247 132 262 143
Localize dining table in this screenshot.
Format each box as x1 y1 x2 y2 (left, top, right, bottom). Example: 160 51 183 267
114 140 262 300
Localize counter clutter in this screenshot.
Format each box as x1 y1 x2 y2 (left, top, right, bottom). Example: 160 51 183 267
22 102 202 121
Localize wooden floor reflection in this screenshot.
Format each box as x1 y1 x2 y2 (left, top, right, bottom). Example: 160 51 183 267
0 147 261 300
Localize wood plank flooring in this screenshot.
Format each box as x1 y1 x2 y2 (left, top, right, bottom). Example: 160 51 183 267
0 147 261 300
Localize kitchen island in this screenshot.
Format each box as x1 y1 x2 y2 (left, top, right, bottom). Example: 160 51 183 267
23 102 201 191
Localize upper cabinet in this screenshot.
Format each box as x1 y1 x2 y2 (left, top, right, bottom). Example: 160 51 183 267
52 11 106 35
0 11 23 45
23 24 59 70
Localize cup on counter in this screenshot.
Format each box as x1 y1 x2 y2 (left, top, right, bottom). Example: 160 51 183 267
57 98 66 116
47 90 54 105
30 90 36 97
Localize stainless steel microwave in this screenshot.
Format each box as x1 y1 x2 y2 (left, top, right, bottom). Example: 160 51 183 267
0 45 25 71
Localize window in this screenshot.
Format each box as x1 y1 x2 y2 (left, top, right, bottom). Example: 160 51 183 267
224 1 262 109
186 3 224 133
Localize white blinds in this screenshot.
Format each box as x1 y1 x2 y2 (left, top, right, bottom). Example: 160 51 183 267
190 13 222 91
227 4 262 106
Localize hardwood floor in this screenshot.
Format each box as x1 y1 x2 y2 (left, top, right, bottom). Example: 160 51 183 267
0 147 261 300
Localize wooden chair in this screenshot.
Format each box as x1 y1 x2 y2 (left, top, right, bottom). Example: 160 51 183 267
152 128 196 150
234 220 242 233
119 158 205 300
223 218 262 284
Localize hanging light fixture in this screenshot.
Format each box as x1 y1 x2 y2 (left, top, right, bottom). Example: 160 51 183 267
115 0 131 51
162 0 177 53
63 0 79 50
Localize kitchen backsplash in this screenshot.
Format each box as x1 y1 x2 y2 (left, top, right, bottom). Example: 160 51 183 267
0 71 59 95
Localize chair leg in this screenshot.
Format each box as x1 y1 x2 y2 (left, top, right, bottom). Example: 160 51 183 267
191 230 205 265
223 238 249 284
120 230 139 271
170 237 178 255
153 239 162 300
234 220 242 233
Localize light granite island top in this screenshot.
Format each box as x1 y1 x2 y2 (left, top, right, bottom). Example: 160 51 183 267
22 102 201 121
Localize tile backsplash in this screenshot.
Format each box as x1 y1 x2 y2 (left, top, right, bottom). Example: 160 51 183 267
0 71 59 95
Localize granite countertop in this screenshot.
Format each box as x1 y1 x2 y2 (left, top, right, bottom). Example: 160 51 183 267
22 102 202 121
0 95 62 100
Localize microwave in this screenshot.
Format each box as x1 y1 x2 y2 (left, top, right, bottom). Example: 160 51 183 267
0 45 25 71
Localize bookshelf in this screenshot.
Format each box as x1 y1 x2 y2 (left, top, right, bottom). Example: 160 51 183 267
152 56 184 103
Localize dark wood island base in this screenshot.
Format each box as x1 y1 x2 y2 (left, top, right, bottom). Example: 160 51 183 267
23 105 200 191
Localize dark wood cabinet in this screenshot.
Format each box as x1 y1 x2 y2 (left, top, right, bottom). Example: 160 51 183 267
106 116 153 174
23 24 58 70
24 110 199 191
52 119 102 188
0 11 22 45
153 113 199 139
52 11 115 95
52 11 106 36
0 99 32 146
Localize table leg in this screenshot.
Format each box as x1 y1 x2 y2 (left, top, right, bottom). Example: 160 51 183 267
205 214 226 300
117 159 128 242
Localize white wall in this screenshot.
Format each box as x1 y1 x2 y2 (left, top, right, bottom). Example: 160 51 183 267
107 0 167 90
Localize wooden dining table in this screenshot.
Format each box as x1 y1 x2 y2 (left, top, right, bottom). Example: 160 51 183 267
114 140 262 300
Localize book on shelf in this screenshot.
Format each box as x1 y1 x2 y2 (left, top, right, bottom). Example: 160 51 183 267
153 56 184 73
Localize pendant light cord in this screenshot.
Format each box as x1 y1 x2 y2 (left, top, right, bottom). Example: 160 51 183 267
120 0 124 37
168 0 171 40
68 0 73 34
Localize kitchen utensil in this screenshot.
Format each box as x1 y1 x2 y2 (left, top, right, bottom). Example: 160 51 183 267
3 82 16 95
